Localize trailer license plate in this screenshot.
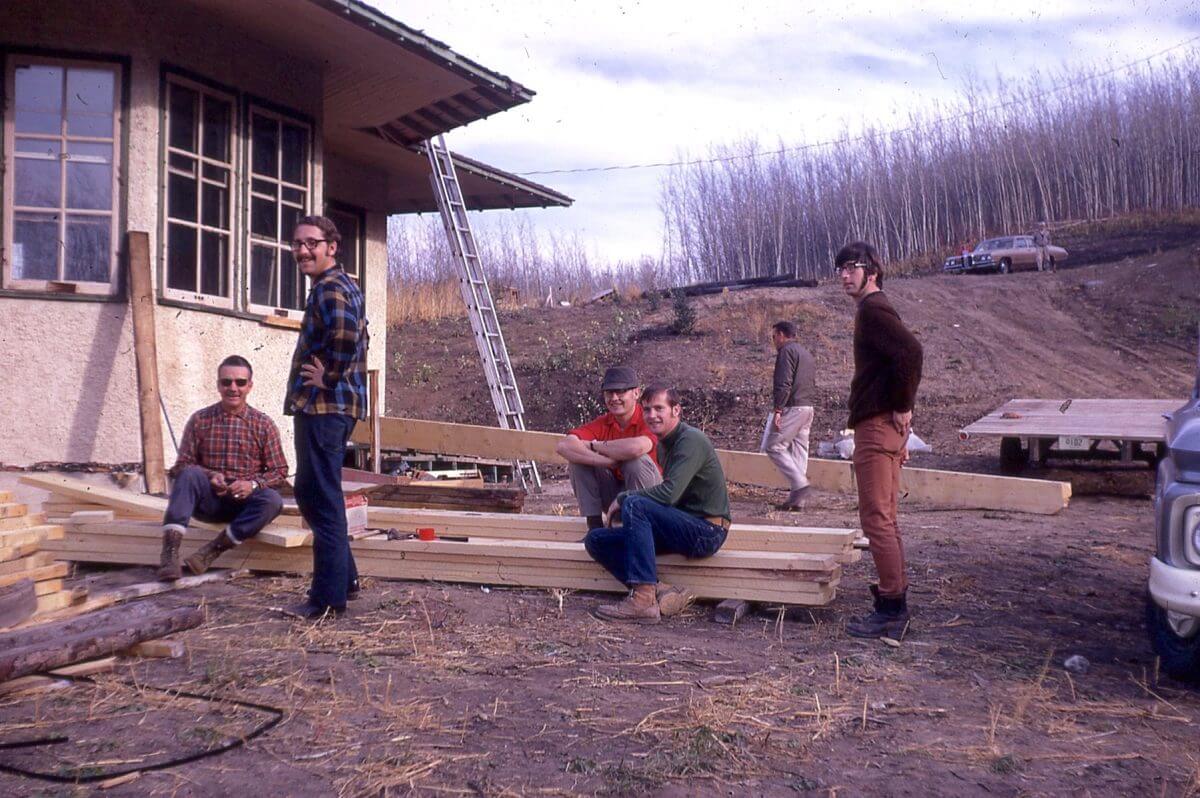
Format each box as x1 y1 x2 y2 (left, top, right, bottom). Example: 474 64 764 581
1057 435 1090 451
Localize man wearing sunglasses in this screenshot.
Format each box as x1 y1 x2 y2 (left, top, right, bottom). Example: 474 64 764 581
284 215 369 620
157 356 287 581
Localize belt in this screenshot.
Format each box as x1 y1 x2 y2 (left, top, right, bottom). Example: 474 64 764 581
705 516 731 531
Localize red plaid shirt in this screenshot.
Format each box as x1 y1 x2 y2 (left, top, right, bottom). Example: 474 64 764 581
169 403 288 488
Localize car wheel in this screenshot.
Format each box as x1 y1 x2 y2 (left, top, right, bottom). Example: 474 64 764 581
1146 592 1200 683
998 259 1011 274
999 436 1028 473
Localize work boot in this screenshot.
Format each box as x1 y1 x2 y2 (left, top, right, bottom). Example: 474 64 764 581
596 584 660 624
656 583 695 617
156 528 184 581
775 486 811 511
283 601 345 621
184 532 236 575
846 585 910 639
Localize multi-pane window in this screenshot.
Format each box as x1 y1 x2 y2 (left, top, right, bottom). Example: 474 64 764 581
4 58 121 293
247 108 310 313
163 77 234 305
325 204 364 286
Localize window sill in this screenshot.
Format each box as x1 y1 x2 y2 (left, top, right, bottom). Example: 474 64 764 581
260 315 302 331
0 286 125 303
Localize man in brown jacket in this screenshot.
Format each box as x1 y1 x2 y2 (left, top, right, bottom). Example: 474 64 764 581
837 241 923 638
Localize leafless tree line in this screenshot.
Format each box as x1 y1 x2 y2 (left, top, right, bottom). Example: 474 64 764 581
387 214 656 305
660 55 1200 283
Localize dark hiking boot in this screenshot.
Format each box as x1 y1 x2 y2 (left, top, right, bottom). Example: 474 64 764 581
308 579 360 603
596 585 660 624
156 528 184 581
184 532 236 575
656 583 695 617
846 585 910 639
775 486 812 511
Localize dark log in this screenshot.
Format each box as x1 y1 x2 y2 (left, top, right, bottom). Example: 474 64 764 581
362 483 525 513
0 579 37 628
0 604 203 682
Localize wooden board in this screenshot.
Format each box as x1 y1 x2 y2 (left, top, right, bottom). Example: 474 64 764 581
251 506 859 560
128 230 167 494
361 482 525 513
0 562 69 589
0 512 45 532
0 525 65 548
0 542 40 563
0 552 54 576
961 399 1182 441
0 503 29 519
47 523 844 605
350 416 1072 515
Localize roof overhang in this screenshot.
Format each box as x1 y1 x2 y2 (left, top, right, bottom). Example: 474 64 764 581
188 0 571 212
188 0 533 139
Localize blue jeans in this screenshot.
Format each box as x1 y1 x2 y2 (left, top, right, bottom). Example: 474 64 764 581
294 413 358 610
163 465 283 542
584 494 727 586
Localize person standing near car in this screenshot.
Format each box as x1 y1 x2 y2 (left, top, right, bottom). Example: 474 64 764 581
1033 221 1052 272
284 215 369 620
836 241 923 639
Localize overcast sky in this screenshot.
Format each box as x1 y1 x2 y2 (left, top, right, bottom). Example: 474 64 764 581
376 1 1199 264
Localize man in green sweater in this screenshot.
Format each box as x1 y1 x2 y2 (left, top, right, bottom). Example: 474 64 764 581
584 385 732 623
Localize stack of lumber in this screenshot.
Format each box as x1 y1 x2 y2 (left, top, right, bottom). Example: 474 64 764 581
0 491 84 626
28 476 863 606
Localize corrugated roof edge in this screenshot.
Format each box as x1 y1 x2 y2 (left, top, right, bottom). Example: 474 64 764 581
451 149 574 209
312 0 535 102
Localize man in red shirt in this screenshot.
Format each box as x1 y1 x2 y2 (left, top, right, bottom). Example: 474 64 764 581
555 366 662 530
156 355 287 581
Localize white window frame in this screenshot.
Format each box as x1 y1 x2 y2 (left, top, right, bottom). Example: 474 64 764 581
2 55 122 295
244 104 312 320
160 73 238 309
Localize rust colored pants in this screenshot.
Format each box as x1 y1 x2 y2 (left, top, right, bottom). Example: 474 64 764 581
852 413 908 598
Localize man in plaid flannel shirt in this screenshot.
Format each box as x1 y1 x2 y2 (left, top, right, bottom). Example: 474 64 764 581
157 355 287 581
283 215 369 620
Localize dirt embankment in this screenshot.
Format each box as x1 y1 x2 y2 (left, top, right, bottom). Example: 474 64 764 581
387 241 1198 473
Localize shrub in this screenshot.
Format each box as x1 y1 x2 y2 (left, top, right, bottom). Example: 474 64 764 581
669 290 697 335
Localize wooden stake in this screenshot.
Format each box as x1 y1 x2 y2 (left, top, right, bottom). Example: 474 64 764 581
127 231 166 495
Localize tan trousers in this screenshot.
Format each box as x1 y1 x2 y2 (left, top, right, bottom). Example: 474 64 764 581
762 406 814 491
852 413 908 597
568 454 661 517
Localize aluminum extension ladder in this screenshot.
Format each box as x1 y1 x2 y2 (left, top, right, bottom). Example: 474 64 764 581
426 135 541 491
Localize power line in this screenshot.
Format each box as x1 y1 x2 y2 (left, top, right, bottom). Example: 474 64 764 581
516 33 1200 177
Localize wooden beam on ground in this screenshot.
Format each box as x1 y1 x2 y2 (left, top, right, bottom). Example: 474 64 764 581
0 604 204 682
127 230 167 495
352 416 1072 514
368 369 382 474
127 639 184 659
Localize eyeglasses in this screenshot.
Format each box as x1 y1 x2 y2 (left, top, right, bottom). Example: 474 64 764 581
290 238 327 251
220 378 249 387
836 262 868 274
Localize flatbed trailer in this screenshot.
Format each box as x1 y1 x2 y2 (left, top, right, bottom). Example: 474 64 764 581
960 399 1182 472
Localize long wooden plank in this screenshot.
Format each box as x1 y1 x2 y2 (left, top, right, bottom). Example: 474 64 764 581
0 542 40 563
0 563 69 589
0 526 65 548
58 523 842 574
0 512 45 532
351 416 1071 514
46 543 835 604
128 230 167 495
962 398 1181 441
0 552 54 576
0 503 29 519
46 526 843 604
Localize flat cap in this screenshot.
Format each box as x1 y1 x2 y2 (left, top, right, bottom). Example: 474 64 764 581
601 366 639 391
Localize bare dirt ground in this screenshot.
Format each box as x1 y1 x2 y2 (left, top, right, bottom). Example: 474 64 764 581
2 231 1199 796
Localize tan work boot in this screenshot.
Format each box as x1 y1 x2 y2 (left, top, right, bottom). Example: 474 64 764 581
184 532 236 575
656 583 695 617
596 584 660 624
157 528 184 581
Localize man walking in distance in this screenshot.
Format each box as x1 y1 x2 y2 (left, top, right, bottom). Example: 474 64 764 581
1033 221 1052 272
584 386 731 623
555 366 662 530
284 215 369 620
157 356 287 580
837 241 923 638
763 321 816 511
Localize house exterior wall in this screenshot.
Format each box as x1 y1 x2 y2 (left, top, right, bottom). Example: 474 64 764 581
0 1 387 468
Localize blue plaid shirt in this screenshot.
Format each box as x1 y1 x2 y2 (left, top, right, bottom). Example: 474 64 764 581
284 265 369 419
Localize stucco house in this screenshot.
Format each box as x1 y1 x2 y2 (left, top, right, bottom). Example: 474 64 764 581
0 0 569 472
